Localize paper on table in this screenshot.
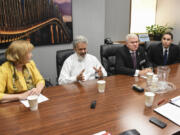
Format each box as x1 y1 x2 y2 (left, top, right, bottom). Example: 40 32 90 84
170 95 180 107
93 131 106 135
93 131 111 135
154 103 180 126
20 94 49 107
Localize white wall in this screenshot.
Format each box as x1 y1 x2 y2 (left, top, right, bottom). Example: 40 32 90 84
73 0 105 59
105 0 130 41
156 0 180 44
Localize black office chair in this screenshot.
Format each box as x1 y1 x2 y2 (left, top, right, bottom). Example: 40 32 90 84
100 44 123 76
0 52 6 65
56 49 74 80
144 41 161 51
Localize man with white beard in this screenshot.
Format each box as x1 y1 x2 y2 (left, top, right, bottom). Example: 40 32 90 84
58 35 107 85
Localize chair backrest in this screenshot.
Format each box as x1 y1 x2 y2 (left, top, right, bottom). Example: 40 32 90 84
0 52 6 65
144 41 161 51
56 49 74 79
100 44 123 76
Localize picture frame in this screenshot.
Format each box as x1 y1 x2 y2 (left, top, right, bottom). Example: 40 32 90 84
137 33 150 42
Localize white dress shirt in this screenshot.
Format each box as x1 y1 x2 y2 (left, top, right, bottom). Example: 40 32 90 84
163 47 169 57
58 53 107 85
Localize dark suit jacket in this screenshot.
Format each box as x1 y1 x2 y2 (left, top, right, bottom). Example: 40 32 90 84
148 43 180 67
115 45 151 76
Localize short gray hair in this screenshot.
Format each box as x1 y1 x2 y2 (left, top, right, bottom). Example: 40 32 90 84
73 35 88 49
126 33 138 41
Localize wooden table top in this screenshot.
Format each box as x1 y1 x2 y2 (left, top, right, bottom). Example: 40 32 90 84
1 64 180 135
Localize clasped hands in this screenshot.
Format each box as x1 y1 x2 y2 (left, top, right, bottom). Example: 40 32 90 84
76 67 103 82
18 87 42 100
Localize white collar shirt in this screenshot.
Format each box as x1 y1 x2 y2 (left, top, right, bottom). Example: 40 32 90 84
163 47 169 57
129 50 136 54
58 53 107 85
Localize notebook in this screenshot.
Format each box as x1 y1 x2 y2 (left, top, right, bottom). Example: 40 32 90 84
154 103 180 126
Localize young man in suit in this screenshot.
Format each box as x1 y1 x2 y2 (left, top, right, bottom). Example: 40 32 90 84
115 33 152 76
148 32 180 67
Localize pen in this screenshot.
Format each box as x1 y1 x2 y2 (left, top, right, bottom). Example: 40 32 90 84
157 99 165 106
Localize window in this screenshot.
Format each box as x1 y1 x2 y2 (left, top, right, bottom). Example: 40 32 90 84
130 0 157 33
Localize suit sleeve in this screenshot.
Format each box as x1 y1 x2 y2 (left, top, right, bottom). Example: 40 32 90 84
147 46 157 67
143 48 153 68
115 50 136 76
175 45 180 63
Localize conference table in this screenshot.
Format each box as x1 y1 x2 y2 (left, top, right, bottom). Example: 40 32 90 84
0 64 180 135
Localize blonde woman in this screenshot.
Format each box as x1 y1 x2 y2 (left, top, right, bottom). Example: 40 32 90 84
0 40 45 103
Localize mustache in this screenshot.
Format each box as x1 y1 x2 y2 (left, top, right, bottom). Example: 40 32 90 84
80 52 86 55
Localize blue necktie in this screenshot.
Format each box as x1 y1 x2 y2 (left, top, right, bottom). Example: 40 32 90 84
163 49 168 65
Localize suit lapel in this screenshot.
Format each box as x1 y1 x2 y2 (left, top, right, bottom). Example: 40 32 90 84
167 44 172 64
159 44 164 60
136 48 141 68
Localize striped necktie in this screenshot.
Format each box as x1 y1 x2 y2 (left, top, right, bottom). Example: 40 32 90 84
131 51 137 69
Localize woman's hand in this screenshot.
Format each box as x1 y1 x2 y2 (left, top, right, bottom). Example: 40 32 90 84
29 88 42 96
29 83 44 96
18 90 33 100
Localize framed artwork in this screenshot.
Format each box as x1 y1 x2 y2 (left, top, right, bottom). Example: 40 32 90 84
0 0 73 48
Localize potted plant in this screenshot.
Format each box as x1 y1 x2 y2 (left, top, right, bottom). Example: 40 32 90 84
146 24 173 41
